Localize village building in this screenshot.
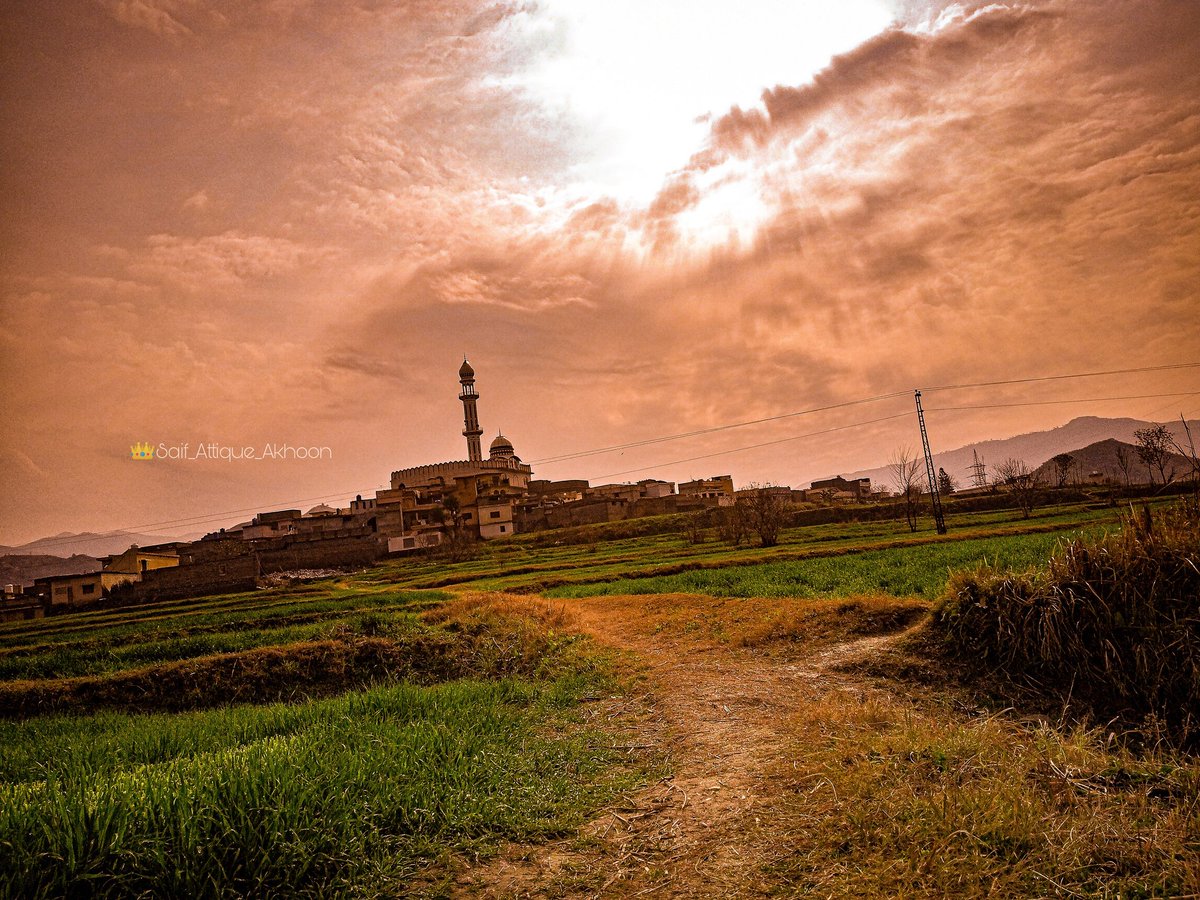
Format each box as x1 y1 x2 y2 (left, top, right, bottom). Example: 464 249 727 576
678 475 736 505
29 543 184 609
0 584 44 622
588 479 675 502
98 545 181 589
734 485 796 504
527 479 589 505
32 572 106 608
808 475 872 501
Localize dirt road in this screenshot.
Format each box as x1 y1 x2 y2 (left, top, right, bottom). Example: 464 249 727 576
455 595 896 898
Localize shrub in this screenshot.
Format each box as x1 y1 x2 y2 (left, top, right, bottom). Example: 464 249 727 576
930 502 1200 745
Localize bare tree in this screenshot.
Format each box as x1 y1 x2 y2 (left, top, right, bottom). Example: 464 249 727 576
1135 425 1173 486
432 494 479 562
1051 453 1075 489
1166 416 1200 497
715 504 748 546
1114 443 1134 487
889 447 923 533
995 457 1039 519
738 484 790 548
681 511 707 544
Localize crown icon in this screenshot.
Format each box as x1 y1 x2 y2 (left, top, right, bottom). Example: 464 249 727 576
130 442 155 461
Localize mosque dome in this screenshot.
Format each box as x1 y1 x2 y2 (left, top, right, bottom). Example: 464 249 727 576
304 504 336 516
459 358 475 378
489 433 516 459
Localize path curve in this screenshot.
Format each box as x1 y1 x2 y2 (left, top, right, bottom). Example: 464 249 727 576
455 595 898 898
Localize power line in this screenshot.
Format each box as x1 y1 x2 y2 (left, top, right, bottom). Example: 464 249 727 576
929 391 1199 411
582 389 1196 483
921 362 1200 394
534 362 1200 468
1144 390 1200 422
528 391 910 465
586 412 912 482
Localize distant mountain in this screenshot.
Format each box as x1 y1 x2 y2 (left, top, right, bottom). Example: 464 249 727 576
843 416 1199 490
1033 438 1194 485
0 530 200 559
0 554 100 589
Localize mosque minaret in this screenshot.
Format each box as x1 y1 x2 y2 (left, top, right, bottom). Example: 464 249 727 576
389 359 531 494
458 358 483 462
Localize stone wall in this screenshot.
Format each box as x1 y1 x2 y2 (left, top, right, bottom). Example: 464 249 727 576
131 553 259 602
544 499 627 529
255 534 385 573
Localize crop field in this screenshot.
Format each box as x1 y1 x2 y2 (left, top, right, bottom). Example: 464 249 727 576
0 588 644 897
0 677 635 898
1 497 1195 898
367 500 1121 596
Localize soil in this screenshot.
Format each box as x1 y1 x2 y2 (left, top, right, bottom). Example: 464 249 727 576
452 595 900 898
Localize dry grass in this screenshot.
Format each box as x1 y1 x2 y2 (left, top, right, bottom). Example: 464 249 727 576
929 502 1200 746
759 686 1200 897
551 592 928 652
457 592 1200 898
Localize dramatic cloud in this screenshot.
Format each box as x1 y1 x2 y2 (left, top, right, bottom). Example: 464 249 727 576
1 0 1198 542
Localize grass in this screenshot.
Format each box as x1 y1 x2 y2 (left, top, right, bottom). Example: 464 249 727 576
0 589 449 681
0 677 639 898
544 528 1106 600
0 594 600 718
355 501 1124 594
0 592 649 897
560 592 930 650
758 685 1200 897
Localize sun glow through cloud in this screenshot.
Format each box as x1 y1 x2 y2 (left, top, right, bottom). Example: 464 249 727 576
505 1 895 224
3 0 1199 545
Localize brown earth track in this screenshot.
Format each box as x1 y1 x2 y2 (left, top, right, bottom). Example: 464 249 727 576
453 595 902 899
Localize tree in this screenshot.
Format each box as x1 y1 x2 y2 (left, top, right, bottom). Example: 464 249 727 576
1135 425 1173 486
1114 444 1134 487
681 511 707 545
738 484 790 548
995 457 1039 519
888 447 923 532
1166 416 1200 498
937 467 957 496
1051 453 1075 488
433 494 479 562
715 504 748 546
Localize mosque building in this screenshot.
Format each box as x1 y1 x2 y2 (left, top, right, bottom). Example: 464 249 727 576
378 359 533 545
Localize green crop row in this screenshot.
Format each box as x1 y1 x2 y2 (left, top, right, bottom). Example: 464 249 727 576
0 675 638 899
544 528 1110 599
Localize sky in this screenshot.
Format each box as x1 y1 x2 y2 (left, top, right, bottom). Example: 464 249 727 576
2 0 1199 545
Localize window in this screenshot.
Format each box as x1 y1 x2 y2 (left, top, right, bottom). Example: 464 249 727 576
499 525 507 533
82 583 96 594
490 510 501 519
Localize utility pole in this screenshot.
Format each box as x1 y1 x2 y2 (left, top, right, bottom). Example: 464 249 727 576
915 390 947 535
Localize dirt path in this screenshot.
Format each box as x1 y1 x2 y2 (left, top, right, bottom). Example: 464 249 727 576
454 596 897 898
